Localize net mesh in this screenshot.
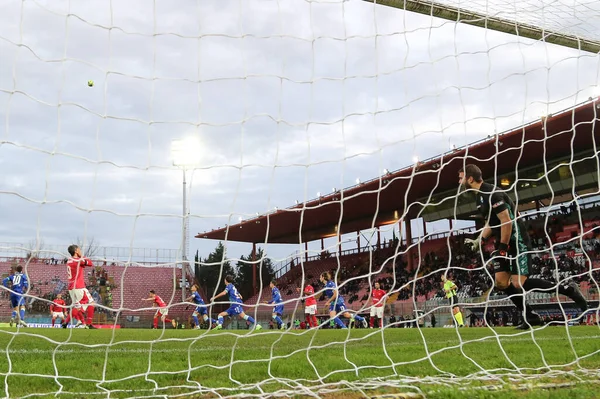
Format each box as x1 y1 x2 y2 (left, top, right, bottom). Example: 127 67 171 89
422 0 600 42
0 0 599 398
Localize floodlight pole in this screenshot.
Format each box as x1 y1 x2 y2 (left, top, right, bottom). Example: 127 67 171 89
181 168 188 303
172 137 196 305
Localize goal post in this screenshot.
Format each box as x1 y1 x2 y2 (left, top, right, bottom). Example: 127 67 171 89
364 0 600 54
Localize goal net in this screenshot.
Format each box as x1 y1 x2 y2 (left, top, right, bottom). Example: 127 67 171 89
0 0 599 398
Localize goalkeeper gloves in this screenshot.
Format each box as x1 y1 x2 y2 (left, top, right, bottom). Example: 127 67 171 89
489 243 510 273
464 236 482 251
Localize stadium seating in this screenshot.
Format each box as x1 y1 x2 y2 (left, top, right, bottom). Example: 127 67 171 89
247 209 599 321
1 206 597 327
0 261 191 323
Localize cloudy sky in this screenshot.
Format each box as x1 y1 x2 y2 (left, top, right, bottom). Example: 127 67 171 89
0 0 599 268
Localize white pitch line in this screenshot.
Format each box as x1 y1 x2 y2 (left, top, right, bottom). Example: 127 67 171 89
3 334 599 355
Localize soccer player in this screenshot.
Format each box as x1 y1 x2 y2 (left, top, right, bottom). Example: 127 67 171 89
142 290 177 329
210 275 262 331
296 283 318 328
459 164 588 329
50 293 66 327
186 285 216 329
441 274 464 327
320 272 368 329
266 280 285 330
369 281 387 328
64 245 96 329
3 265 29 327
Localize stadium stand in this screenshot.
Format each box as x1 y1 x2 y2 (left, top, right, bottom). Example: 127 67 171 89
0 262 192 326
0 203 597 328
245 201 600 327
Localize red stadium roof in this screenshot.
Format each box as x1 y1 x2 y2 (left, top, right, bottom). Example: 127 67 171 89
197 98 600 244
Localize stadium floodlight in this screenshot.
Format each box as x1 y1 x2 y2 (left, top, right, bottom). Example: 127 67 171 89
171 137 201 302
412 155 419 163
355 177 361 184
171 136 201 167
383 168 389 175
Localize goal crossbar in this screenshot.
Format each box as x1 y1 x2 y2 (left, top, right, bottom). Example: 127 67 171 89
364 0 600 54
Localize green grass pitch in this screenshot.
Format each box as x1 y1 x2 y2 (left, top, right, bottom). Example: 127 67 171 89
0 325 598 398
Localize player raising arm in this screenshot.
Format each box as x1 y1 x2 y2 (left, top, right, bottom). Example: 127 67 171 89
64 245 96 329
441 274 464 327
369 281 387 328
211 275 262 331
50 293 66 327
186 285 216 329
142 290 177 329
3 265 29 327
320 272 368 329
459 164 587 329
297 282 318 328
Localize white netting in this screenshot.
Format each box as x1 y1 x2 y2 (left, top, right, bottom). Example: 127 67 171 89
419 0 600 42
0 0 599 398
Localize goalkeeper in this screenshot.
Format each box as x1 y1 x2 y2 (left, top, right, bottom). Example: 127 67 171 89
459 164 587 330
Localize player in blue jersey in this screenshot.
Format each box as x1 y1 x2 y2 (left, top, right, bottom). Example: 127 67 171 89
3 266 29 327
210 275 262 331
320 272 368 329
186 284 216 329
265 280 285 330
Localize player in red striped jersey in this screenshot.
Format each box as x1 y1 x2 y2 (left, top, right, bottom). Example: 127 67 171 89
142 290 177 329
297 283 318 328
63 245 96 329
50 293 66 327
369 282 387 328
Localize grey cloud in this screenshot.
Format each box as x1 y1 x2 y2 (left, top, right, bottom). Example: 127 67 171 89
1 0 599 264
